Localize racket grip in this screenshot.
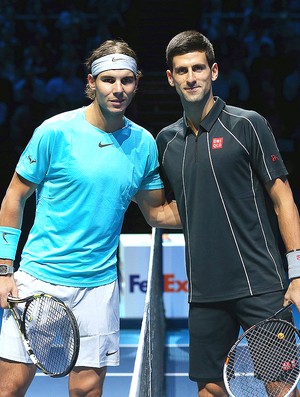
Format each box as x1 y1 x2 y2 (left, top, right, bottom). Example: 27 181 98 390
7 296 27 304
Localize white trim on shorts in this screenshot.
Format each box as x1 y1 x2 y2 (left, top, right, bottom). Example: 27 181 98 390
0 270 120 368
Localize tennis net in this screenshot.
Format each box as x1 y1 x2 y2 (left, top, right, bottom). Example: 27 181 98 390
129 227 166 397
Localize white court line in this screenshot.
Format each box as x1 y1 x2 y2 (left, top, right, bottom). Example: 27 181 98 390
120 343 189 348
165 373 189 377
233 373 255 377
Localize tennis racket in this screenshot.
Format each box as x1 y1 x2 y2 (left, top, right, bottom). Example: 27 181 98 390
7 293 80 377
223 303 300 397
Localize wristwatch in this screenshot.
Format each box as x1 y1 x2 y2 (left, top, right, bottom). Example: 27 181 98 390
0 264 14 275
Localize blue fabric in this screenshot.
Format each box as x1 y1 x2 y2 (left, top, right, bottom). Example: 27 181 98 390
16 108 163 287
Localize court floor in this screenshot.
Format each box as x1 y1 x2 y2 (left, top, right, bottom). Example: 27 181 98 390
25 329 195 397
2 309 300 396
25 326 300 397
0 307 194 396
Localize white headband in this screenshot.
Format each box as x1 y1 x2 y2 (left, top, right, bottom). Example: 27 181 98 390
91 54 137 76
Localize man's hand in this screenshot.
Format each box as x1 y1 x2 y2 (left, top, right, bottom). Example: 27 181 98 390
284 278 300 311
0 275 18 309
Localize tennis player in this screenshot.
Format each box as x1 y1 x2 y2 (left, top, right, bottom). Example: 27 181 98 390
156 30 300 397
0 39 180 397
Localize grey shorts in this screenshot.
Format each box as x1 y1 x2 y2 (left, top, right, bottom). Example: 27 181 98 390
188 290 291 383
0 271 120 368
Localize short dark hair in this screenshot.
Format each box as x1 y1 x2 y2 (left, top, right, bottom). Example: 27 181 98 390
84 39 142 100
166 30 215 70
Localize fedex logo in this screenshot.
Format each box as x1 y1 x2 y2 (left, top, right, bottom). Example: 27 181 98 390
129 274 188 293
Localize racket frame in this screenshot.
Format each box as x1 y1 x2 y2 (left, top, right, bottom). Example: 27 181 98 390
223 303 300 397
8 293 80 377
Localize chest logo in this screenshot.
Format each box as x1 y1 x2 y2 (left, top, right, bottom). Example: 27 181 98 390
28 155 37 164
99 142 113 148
212 137 224 150
271 154 279 162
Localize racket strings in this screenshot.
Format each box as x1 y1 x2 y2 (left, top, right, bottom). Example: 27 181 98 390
24 296 77 375
225 320 300 396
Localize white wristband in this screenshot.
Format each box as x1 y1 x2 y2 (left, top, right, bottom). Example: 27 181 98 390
287 249 300 279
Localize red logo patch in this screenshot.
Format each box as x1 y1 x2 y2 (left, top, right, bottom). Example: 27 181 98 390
271 154 279 162
212 137 224 149
282 359 297 371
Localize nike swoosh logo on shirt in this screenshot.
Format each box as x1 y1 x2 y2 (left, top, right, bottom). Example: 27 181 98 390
99 142 113 148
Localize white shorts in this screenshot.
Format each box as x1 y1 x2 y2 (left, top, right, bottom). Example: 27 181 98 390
0 271 120 368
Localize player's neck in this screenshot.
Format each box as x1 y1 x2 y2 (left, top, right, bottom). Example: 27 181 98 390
185 96 215 135
85 102 125 133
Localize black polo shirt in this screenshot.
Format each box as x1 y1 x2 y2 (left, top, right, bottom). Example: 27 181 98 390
156 97 288 303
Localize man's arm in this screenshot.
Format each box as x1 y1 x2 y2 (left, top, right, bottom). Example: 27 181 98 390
0 173 36 227
265 177 300 309
134 188 182 229
0 172 37 307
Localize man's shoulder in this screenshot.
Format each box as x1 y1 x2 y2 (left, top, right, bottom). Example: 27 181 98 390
222 104 263 122
125 117 151 135
41 108 83 128
156 117 184 142
124 117 157 146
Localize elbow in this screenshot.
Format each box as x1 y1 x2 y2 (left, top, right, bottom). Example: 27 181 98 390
146 214 160 228
144 208 164 228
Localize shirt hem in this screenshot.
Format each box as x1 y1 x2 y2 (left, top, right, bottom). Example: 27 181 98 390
188 286 286 303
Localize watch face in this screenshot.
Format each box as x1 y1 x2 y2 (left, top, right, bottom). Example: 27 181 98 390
0 265 13 275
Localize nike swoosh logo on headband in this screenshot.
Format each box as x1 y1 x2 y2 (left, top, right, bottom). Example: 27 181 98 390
112 57 125 62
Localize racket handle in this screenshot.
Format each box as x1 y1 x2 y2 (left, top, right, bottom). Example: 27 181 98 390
273 301 293 317
7 296 27 303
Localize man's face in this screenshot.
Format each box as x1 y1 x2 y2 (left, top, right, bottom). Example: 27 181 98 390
88 69 138 116
166 51 218 105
